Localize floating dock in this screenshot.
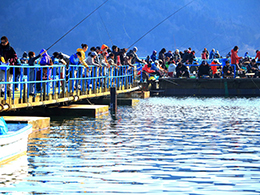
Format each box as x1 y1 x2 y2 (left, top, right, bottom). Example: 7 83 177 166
155 78 260 97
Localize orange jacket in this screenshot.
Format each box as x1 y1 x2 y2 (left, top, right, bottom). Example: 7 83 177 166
210 61 218 75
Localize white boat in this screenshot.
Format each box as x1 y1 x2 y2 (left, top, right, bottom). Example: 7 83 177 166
0 123 32 165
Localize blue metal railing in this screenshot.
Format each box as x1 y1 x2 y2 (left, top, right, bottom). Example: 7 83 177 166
0 64 136 102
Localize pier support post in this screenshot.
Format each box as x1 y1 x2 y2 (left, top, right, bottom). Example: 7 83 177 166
110 87 117 118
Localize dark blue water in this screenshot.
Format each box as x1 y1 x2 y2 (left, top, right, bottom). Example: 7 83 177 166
1 97 260 194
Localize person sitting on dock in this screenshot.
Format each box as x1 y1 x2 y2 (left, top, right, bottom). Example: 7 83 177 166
139 60 157 82
210 59 221 78
176 62 189 78
248 59 259 78
173 49 181 62
222 60 234 78
198 61 211 78
209 48 216 59
167 62 176 77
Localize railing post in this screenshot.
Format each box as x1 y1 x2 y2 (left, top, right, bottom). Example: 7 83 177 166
110 86 117 118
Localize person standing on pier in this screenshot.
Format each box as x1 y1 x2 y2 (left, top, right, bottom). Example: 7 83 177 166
76 44 89 69
127 47 145 65
28 50 46 95
255 50 260 65
231 46 242 74
0 36 18 95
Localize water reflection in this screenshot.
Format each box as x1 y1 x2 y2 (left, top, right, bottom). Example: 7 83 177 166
0 155 29 188
0 97 260 194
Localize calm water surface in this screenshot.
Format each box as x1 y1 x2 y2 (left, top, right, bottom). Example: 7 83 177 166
1 97 260 194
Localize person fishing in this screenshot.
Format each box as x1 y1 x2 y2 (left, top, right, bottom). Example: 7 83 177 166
126 47 145 64
176 62 189 78
28 49 46 95
197 61 211 78
231 46 242 74
0 36 18 95
76 44 89 69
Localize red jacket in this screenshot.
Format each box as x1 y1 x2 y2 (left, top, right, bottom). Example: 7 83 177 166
255 51 260 61
231 49 241 65
201 52 207 59
142 64 155 73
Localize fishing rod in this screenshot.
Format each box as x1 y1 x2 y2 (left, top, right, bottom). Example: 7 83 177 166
180 35 195 48
219 46 232 53
46 0 109 51
128 0 195 49
199 36 218 52
98 12 113 46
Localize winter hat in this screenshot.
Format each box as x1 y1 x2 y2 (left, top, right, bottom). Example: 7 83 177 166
101 44 108 51
22 51 27 58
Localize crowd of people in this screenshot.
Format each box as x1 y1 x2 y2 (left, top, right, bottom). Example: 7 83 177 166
0 36 146 95
139 46 260 81
1 35 260 96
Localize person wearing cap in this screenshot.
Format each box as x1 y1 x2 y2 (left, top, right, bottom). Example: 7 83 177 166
209 48 216 59
173 49 181 62
198 61 211 78
222 60 234 78
20 51 28 64
126 46 144 64
210 59 221 78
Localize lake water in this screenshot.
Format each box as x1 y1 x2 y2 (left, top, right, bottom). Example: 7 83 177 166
1 97 260 194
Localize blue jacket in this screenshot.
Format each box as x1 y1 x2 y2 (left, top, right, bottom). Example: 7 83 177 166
69 53 80 65
151 62 159 71
150 54 157 62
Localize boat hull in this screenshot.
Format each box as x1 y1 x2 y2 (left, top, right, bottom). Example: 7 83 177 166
0 124 32 165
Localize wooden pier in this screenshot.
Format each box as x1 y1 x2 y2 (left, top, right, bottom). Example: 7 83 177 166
0 65 141 116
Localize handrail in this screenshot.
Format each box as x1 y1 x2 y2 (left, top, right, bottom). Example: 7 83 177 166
0 64 138 111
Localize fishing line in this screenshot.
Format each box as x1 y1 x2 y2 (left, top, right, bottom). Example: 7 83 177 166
200 36 218 52
128 0 195 49
46 0 109 51
180 35 195 48
98 11 113 46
